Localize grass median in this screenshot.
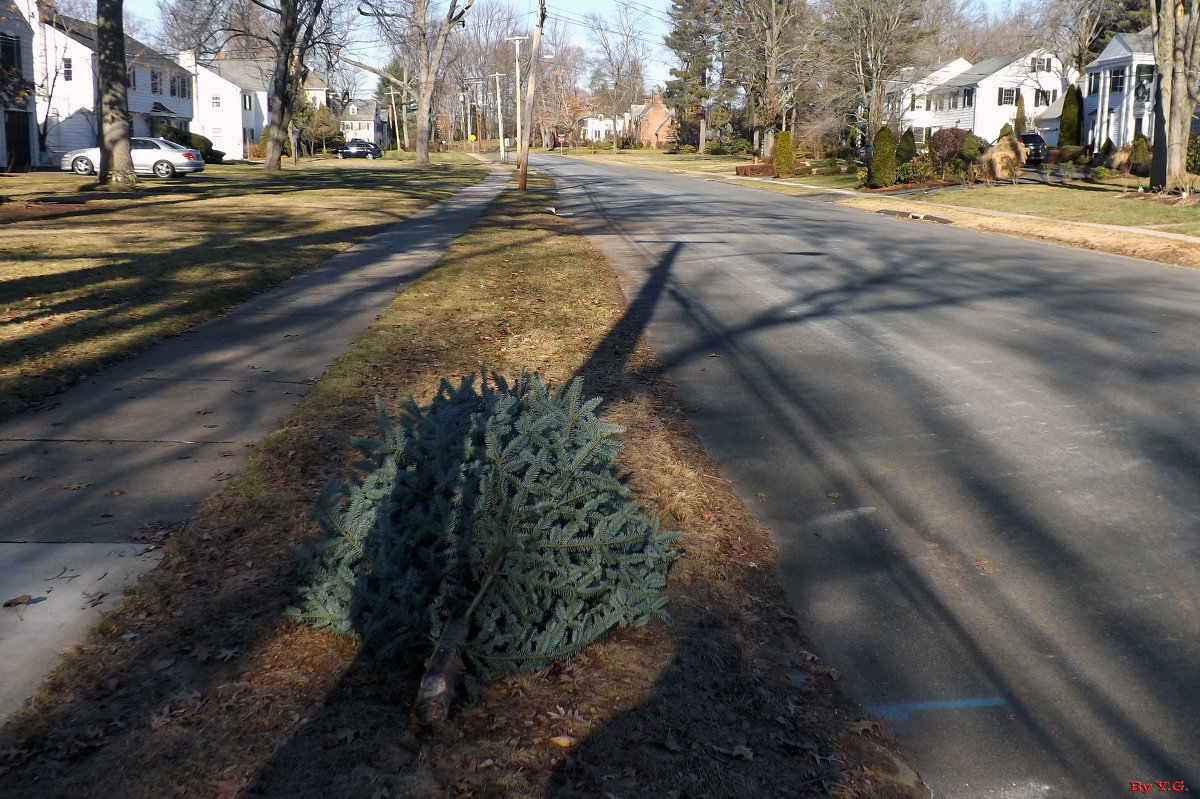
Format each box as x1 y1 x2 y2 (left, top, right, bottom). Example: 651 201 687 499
0 155 487 422
0 168 923 798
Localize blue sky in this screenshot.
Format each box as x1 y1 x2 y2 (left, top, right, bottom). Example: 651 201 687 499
122 0 676 87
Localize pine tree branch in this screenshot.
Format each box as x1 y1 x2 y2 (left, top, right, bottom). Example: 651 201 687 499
413 550 507 726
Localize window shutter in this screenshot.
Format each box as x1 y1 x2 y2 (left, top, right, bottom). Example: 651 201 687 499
998 87 1004 105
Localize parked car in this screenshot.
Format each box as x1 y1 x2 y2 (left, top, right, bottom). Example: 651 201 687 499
332 140 382 159
1018 133 1048 165
59 137 205 178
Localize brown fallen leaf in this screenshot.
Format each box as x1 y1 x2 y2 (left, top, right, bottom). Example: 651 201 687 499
826 492 842 499
550 735 578 748
105 489 123 497
4 594 31 608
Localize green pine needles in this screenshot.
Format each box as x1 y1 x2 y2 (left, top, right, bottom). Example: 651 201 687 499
288 369 679 694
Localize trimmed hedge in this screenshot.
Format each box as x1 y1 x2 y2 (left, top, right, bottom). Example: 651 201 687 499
735 163 777 177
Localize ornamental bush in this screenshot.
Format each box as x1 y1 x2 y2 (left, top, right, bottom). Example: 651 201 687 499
868 126 896 188
774 130 795 177
1129 134 1151 177
897 153 935 183
1188 135 1200 174
289 370 679 689
158 124 225 163
898 128 917 164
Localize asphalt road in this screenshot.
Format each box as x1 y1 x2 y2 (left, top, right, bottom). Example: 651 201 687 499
533 154 1200 798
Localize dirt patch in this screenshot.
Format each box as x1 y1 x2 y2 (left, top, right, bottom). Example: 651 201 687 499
0 199 92 221
836 194 1200 269
0 181 927 798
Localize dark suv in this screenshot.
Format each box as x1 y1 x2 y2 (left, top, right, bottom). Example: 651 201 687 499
333 140 382 159
1017 133 1047 165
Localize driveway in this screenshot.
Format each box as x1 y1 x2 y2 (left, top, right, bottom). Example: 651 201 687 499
533 153 1200 798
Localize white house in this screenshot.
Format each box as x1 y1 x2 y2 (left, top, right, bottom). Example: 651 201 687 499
1081 28 1157 149
341 97 383 146
19 3 195 165
0 0 37 169
883 58 973 144
579 113 629 142
923 50 1072 144
177 52 266 160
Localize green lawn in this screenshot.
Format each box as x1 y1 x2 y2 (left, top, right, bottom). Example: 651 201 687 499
915 180 1200 228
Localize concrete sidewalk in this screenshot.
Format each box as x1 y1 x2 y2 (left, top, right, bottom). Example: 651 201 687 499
0 164 511 720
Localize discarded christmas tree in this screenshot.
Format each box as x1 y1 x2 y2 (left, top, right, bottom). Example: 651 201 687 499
289 370 679 722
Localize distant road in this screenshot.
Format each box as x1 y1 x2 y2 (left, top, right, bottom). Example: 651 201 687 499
533 153 1200 798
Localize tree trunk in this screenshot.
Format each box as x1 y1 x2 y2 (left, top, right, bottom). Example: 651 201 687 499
95 0 135 186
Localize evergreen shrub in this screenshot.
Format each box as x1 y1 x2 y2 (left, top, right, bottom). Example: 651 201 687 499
775 130 795 176
289 370 679 688
677 144 697 154
897 153 935 183
868 126 896 188
1060 85 1083 147
1090 165 1113 181
898 128 917 164
158 124 225 163
1130 134 1151 177
998 122 1014 140
1188 135 1200 174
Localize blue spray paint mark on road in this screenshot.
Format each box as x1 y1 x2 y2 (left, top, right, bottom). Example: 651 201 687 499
868 697 1007 721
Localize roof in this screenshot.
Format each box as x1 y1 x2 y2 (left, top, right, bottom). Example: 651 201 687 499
200 58 330 93
343 98 378 120
937 52 1026 88
44 12 180 73
1087 27 1154 70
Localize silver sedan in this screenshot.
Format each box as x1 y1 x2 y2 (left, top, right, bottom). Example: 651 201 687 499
60 137 205 178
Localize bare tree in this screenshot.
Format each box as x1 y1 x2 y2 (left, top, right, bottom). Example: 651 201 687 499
723 0 817 154
95 0 135 185
219 0 336 172
586 3 648 150
154 0 225 57
823 0 930 136
1147 0 1200 191
1037 0 1117 76
357 0 479 165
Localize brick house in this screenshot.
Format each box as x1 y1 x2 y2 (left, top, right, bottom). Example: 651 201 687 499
633 94 677 148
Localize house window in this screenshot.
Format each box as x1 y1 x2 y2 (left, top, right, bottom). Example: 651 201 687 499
1035 89 1051 106
151 70 161 94
924 95 931 111
62 57 72 81
242 93 252 110
178 76 189 98
128 67 136 89
169 76 177 97
909 94 917 111
0 33 19 70
1087 72 1100 94
998 87 1017 105
212 95 221 107
1030 57 1052 72
963 88 974 107
212 127 222 137
950 92 958 109
1110 67 1126 93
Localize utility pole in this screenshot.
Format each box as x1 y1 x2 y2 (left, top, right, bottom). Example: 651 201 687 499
518 0 545 190
505 35 528 167
384 88 404 151
466 79 485 153
491 72 506 163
